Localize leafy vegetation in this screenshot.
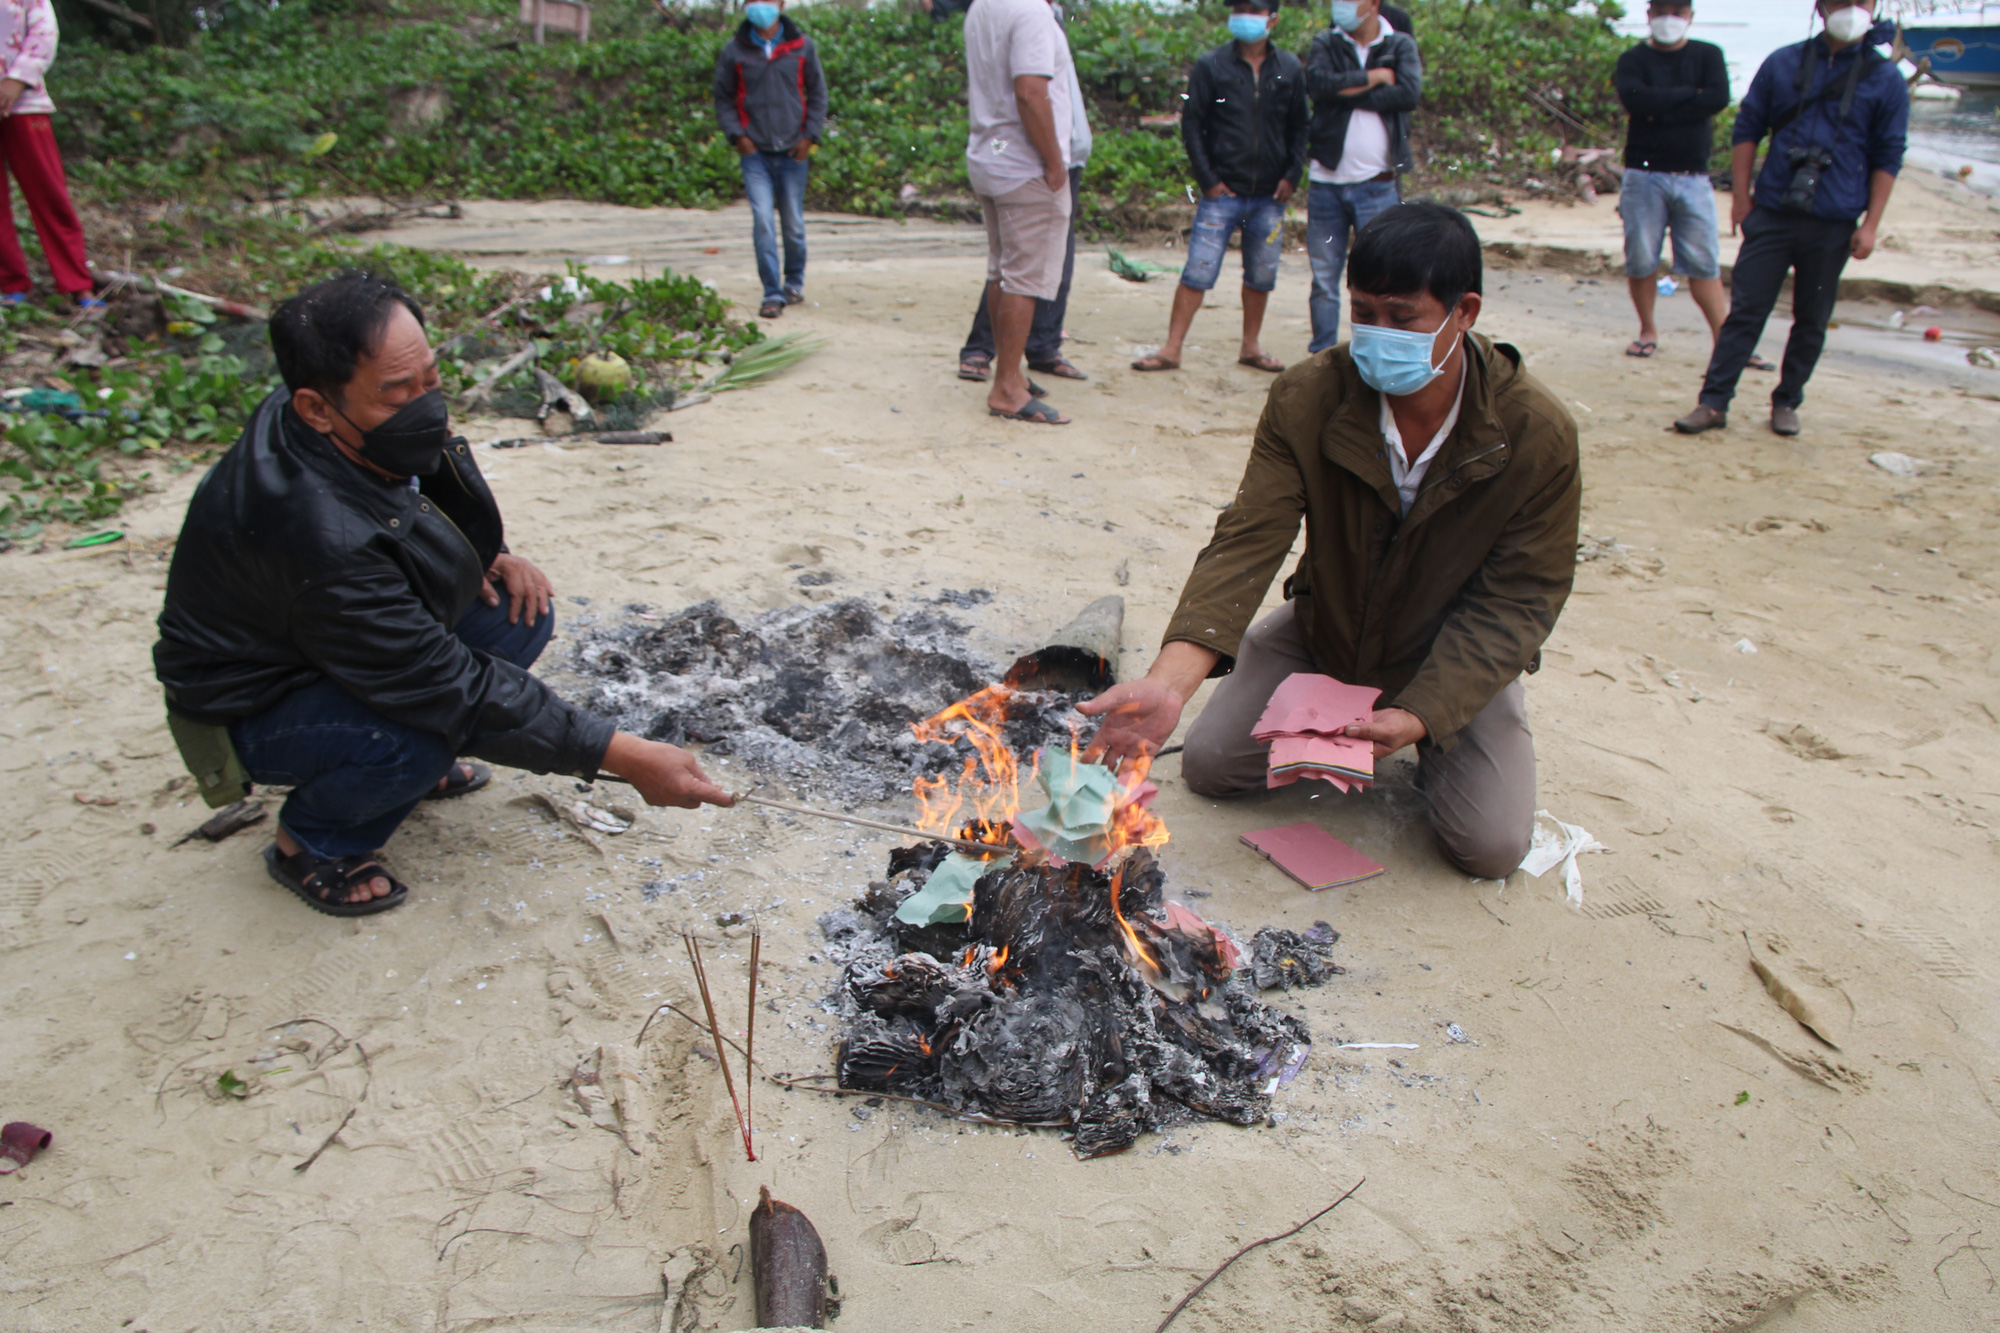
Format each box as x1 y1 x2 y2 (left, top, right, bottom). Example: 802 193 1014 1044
0 209 760 536
49 0 1633 223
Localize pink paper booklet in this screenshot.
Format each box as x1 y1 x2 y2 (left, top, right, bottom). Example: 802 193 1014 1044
1239 822 1385 891
1252 673 1382 742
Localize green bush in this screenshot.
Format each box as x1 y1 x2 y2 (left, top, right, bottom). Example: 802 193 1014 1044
0 213 759 535
51 0 1633 218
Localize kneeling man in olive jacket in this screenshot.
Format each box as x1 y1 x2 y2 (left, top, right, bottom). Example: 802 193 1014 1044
154 271 732 917
1084 203 1579 876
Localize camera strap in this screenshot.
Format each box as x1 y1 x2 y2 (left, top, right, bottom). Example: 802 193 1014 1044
1766 40 1872 145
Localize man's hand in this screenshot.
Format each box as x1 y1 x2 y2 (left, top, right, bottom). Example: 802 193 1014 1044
1341 707 1426 760
1045 159 1068 193
1203 181 1235 199
1077 640 1220 771
1850 220 1877 260
1273 179 1295 205
483 553 553 626
602 732 735 809
0 79 23 116
791 140 814 162
735 135 757 155
1730 188 1752 234
1078 677 1187 771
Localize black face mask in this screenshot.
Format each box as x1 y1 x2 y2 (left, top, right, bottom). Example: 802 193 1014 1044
338 388 452 477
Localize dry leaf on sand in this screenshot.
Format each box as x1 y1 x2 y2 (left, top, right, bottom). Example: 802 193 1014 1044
1743 932 1849 1048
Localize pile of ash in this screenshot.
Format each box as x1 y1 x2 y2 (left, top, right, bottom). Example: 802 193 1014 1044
817 843 1334 1159
566 597 1088 800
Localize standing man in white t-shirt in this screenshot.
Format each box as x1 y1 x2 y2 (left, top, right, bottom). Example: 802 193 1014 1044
1303 0 1422 354
963 0 1076 424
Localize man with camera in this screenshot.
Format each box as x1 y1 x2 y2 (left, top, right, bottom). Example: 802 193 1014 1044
1673 0 1906 438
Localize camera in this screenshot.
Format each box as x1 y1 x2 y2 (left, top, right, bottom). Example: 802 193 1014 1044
1779 145 1833 215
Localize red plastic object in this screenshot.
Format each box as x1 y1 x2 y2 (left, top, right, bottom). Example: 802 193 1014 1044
1923 326 1943 341
1 1121 52 1167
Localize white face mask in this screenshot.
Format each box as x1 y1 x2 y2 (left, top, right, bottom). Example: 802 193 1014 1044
1823 4 1872 43
1648 14 1691 44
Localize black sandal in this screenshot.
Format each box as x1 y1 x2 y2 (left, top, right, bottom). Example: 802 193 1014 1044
424 761 491 800
1029 356 1088 381
263 844 410 917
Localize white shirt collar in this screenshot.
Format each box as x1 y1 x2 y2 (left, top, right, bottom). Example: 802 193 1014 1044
1379 353 1466 516
1342 15 1393 54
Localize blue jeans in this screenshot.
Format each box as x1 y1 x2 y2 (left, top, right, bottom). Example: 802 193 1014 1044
740 150 808 305
1618 168 1721 280
1306 178 1401 353
1179 192 1286 294
229 600 555 860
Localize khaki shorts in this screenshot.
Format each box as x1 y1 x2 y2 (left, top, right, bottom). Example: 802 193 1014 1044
977 175 1072 301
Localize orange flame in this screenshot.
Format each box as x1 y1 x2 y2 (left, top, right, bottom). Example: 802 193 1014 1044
910 685 1035 841
1107 862 1162 979
911 683 1171 860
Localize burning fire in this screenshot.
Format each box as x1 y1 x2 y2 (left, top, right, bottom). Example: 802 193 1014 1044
909 686 1170 860
911 685 1026 845
1107 862 1162 978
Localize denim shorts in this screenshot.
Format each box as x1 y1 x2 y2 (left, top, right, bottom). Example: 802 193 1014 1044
1180 192 1286 293
1619 168 1721 280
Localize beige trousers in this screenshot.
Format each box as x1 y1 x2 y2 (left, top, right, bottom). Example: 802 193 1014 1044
1180 601 1537 879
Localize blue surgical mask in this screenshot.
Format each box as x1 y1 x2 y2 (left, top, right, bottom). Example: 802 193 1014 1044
1330 0 1363 32
745 2 780 32
1228 13 1270 41
1350 313 1457 397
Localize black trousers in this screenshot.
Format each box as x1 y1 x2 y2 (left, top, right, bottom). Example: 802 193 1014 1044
960 166 1082 368
1700 206 1854 413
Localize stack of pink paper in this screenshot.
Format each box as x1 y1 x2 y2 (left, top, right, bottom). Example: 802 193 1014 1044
1252 673 1382 792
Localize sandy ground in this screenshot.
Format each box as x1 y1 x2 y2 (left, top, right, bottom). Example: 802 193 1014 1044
5 177 2000 1333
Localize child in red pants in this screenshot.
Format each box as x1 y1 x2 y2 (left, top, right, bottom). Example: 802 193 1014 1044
0 0 97 307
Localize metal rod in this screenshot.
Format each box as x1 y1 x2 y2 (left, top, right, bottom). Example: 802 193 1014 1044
588 774 1004 855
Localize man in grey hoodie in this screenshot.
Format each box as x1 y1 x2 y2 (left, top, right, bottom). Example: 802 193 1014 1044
714 0 829 320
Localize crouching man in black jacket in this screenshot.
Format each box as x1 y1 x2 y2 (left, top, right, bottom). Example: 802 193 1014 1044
154 271 732 917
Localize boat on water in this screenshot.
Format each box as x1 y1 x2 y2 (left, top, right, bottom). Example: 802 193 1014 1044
1898 4 2000 87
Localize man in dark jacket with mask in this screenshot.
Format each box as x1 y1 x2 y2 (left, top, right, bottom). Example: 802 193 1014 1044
714 0 829 320
154 271 733 918
1673 0 1905 438
1130 0 1307 375
1303 0 1422 354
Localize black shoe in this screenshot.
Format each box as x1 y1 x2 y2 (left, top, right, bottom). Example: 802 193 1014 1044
1674 405 1727 434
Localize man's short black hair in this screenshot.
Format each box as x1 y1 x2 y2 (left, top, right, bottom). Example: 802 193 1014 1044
1231 0 1280 13
1347 202 1483 312
269 270 426 399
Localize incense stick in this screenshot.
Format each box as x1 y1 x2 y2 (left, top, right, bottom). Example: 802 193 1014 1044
683 929 756 1162
588 775 1004 855
745 930 760 1161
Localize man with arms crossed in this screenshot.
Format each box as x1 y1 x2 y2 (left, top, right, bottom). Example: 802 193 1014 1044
1085 205 1580 878
1614 0 1730 358
155 272 733 916
1302 0 1422 355
963 0 1077 424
